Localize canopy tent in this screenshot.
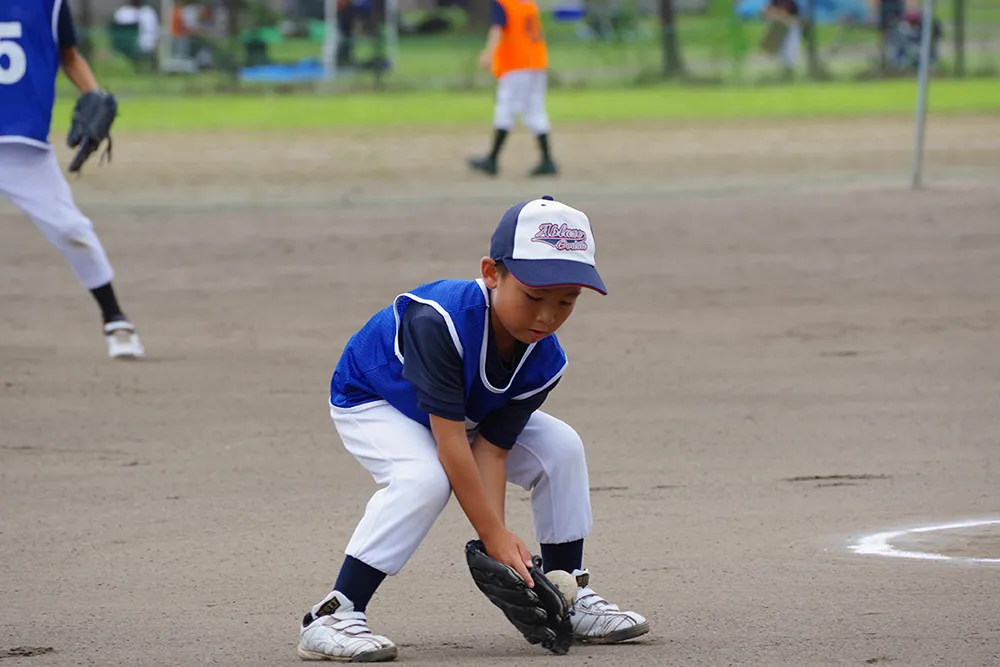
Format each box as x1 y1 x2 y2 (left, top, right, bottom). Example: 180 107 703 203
156 0 398 80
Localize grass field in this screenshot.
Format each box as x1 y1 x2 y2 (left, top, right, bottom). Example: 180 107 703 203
52 78 1000 132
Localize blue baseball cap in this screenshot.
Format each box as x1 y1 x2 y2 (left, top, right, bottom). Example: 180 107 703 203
489 196 607 295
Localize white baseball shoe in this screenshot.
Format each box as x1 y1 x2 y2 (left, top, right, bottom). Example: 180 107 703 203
568 570 650 644
104 319 145 359
298 591 397 662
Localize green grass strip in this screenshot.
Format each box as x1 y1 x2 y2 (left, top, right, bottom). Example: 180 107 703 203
51 79 1000 132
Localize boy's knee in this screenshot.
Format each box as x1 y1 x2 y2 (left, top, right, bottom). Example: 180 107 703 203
394 463 452 510
48 212 96 248
546 421 586 469
66 233 92 248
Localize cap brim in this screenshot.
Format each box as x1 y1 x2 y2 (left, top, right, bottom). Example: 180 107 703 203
504 258 607 295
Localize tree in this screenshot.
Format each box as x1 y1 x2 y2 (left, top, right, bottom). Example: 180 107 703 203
658 0 684 77
217 0 244 78
801 0 825 79
77 0 94 60
953 0 966 76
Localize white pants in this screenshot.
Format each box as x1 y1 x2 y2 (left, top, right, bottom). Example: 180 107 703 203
0 142 114 289
780 23 802 69
331 401 592 575
494 69 550 135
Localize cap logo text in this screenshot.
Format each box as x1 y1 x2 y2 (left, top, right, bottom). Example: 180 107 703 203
531 223 589 252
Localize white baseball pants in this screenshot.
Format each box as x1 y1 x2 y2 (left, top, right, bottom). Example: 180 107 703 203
331 401 593 576
493 69 550 135
0 142 114 289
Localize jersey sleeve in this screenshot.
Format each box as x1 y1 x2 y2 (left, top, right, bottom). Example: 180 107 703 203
58 1 79 50
491 1 508 27
400 303 466 422
477 380 560 450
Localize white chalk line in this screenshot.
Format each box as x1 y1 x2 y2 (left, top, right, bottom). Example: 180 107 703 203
849 518 1000 564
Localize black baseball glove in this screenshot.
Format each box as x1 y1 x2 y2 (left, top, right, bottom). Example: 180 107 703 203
465 539 574 655
67 90 118 174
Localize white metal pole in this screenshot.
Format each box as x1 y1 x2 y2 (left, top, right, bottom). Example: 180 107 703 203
159 0 174 73
323 0 340 79
911 0 935 189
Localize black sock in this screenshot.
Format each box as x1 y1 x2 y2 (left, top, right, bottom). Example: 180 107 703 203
90 282 124 323
332 555 387 613
536 133 552 162
489 129 509 161
540 539 583 574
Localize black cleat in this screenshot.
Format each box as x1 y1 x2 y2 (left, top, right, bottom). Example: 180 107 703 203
529 160 559 177
467 156 498 176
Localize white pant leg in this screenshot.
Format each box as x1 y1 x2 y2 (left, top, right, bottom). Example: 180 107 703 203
0 143 114 289
493 70 532 131
331 401 453 576
505 411 592 545
522 70 551 135
780 23 802 69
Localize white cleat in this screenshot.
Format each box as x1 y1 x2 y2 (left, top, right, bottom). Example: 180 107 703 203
298 591 397 662
569 570 650 644
104 319 145 359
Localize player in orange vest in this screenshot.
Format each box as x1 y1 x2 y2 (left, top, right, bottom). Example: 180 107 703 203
468 0 557 177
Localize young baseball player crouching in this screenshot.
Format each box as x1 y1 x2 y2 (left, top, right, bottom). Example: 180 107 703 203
298 196 649 661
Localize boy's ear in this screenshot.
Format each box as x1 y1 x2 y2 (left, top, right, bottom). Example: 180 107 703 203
481 257 501 289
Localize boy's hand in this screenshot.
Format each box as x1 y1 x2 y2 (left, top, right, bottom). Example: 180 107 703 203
482 527 534 587
478 50 492 72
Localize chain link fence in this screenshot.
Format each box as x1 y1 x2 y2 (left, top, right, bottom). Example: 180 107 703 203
69 0 1000 95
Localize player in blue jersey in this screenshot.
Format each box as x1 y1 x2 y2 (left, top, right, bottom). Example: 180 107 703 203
0 0 144 358
297 197 649 662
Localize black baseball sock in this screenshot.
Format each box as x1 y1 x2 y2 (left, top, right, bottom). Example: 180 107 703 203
536 133 552 162
332 555 387 613
489 129 509 161
90 282 124 324
540 538 584 574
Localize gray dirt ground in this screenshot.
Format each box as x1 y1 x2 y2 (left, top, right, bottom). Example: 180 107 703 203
2 116 1000 667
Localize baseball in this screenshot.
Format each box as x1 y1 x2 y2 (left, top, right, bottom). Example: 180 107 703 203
543 569 578 607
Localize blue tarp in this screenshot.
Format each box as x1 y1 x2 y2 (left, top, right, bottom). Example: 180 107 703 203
735 0 871 24
239 59 328 83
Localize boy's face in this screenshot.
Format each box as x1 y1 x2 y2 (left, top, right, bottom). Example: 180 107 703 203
481 258 582 344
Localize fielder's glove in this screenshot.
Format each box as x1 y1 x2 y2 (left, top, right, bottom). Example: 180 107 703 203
465 539 574 655
67 90 118 174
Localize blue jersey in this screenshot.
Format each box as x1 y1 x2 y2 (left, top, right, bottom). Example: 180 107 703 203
0 0 62 146
331 279 567 428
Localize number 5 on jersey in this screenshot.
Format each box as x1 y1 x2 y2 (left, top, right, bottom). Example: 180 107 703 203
0 22 28 85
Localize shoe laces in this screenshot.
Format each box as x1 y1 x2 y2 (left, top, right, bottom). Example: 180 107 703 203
576 587 621 613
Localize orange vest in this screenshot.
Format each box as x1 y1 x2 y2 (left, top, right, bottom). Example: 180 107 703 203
171 7 189 36
492 0 548 79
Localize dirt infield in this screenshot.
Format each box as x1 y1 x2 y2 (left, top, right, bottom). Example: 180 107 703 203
2 116 1000 667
